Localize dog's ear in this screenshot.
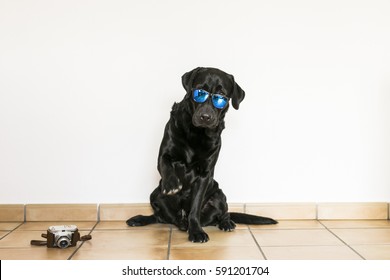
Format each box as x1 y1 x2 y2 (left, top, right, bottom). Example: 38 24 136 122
230 75 245 110
182 67 202 93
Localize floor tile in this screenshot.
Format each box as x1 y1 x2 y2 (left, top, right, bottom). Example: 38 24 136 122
169 246 264 260
71 229 169 260
250 220 325 230
95 221 170 230
2 204 390 261
0 231 48 248
0 222 22 231
331 228 390 245
16 221 97 231
321 220 390 229
170 227 256 247
252 229 343 246
81 230 170 249
72 246 168 260
262 245 362 260
0 247 77 260
351 245 390 260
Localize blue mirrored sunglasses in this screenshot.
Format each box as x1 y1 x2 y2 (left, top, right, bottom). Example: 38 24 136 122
193 89 229 109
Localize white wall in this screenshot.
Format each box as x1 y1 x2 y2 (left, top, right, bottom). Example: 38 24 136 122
1 0 389 204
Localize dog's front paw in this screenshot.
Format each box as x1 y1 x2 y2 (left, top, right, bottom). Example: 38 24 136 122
162 185 183 195
161 175 182 195
188 230 209 243
218 220 236 232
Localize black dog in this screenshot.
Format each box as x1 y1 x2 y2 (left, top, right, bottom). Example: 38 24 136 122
126 67 277 242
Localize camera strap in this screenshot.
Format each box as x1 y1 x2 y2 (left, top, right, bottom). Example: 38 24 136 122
80 234 92 241
30 239 48 246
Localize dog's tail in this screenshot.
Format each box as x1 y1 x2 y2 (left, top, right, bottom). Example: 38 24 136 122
229 212 278 225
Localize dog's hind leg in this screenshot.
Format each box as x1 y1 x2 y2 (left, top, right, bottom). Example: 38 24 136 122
200 186 236 232
126 215 157 227
217 212 236 232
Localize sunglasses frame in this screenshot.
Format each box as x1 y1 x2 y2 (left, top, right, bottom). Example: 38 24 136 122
192 89 229 109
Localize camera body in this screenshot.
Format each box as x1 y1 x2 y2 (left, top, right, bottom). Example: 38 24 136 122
46 225 80 249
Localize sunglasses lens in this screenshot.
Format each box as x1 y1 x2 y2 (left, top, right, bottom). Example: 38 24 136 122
212 95 228 109
193 89 209 103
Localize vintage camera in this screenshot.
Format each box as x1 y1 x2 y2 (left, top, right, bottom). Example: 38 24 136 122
30 224 92 248
46 225 80 249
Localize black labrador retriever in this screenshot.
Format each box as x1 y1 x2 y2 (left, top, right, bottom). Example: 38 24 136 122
126 67 277 242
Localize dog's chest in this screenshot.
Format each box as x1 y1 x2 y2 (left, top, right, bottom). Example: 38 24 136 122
183 132 220 164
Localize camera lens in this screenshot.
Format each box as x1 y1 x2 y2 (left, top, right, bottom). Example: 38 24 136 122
56 237 70 249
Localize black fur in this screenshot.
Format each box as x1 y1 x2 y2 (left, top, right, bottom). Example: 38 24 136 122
126 67 277 242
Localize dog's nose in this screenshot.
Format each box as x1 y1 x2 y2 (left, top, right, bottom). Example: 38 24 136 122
200 113 211 122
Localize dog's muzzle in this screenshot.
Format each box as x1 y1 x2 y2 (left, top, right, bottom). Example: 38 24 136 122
192 105 219 128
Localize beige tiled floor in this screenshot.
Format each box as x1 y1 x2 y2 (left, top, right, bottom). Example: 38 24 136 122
1 219 390 260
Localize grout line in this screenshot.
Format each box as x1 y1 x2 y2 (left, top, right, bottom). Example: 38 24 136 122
318 220 366 260
248 225 268 260
0 222 25 240
97 204 100 222
67 221 99 260
166 225 173 260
